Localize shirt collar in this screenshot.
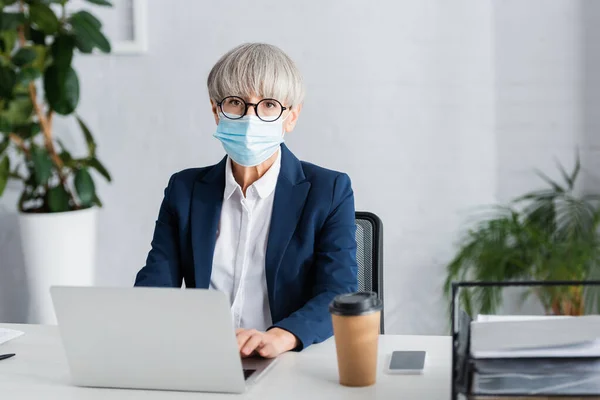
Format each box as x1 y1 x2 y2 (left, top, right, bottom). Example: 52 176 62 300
224 149 282 200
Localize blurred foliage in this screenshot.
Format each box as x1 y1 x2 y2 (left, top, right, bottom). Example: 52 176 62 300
0 0 112 212
445 156 600 316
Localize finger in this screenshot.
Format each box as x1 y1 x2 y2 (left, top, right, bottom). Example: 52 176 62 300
236 329 258 351
236 328 258 338
236 332 250 350
257 342 278 359
242 333 263 357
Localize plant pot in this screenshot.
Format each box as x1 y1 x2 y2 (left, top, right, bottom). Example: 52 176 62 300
19 207 97 324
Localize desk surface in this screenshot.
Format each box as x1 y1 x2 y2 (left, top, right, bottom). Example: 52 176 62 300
0 324 451 399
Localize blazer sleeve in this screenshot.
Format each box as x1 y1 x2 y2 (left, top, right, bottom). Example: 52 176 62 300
272 173 358 349
134 173 183 287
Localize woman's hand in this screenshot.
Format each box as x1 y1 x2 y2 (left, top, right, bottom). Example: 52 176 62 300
236 328 298 358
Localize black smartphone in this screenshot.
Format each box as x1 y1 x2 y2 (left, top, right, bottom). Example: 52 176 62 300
386 351 426 374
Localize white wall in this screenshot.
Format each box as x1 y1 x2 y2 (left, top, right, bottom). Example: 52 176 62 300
494 0 584 201
4 0 591 334
581 1 600 194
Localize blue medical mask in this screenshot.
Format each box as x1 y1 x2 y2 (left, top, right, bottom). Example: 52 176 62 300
213 113 287 167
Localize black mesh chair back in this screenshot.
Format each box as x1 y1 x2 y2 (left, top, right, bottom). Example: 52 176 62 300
355 211 384 333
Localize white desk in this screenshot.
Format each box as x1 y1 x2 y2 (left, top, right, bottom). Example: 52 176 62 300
0 324 451 399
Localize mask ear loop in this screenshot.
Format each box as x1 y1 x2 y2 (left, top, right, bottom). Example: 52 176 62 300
280 106 293 136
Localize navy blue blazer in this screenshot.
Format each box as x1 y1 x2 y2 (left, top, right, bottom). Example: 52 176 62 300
134 144 358 349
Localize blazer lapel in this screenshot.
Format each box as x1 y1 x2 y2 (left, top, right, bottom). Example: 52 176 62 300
265 145 311 309
190 157 226 288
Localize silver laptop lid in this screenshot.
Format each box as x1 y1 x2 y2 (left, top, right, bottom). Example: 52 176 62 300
51 286 246 393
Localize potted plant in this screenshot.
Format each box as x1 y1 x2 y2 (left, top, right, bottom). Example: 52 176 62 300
0 0 113 323
444 157 600 317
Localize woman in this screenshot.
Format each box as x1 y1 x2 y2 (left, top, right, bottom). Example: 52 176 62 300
135 43 357 358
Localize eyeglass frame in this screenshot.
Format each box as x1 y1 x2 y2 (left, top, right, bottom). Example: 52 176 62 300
217 96 289 122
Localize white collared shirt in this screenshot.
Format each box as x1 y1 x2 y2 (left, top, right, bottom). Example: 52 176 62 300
209 150 281 331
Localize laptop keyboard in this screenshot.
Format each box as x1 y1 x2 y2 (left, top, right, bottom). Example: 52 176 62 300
243 369 256 380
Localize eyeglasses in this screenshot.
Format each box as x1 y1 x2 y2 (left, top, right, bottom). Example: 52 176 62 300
217 96 288 122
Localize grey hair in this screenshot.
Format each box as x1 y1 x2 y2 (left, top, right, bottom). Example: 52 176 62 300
207 43 305 107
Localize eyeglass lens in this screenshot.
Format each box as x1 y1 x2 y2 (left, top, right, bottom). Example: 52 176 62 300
220 96 283 122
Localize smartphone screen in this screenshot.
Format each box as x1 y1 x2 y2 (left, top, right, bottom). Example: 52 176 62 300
388 351 426 372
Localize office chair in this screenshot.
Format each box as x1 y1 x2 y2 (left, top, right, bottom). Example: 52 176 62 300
355 211 384 333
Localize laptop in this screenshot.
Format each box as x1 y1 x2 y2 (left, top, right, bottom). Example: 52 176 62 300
50 286 277 393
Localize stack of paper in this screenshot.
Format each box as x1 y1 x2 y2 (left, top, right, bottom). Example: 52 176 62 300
470 315 600 397
471 315 600 359
0 328 24 345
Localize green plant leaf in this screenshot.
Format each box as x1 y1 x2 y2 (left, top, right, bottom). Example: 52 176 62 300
0 12 25 31
0 65 16 98
28 3 59 34
70 12 111 53
44 65 79 115
515 189 558 203
26 27 46 46
72 10 101 29
56 138 74 166
47 185 70 212
73 33 94 54
0 31 17 54
571 153 581 188
0 155 9 197
0 136 9 154
51 34 75 69
92 192 103 207
12 85 29 97
76 115 96 155
55 138 66 150
31 45 47 71
75 167 95 207
84 0 113 6
13 122 40 138
535 169 565 193
555 158 572 188
89 156 111 182
31 146 53 186
59 148 73 166
0 116 10 132
0 97 33 125
11 47 37 67
0 0 19 7
16 66 41 85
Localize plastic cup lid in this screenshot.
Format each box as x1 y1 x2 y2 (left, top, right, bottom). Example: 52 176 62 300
329 292 383 316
